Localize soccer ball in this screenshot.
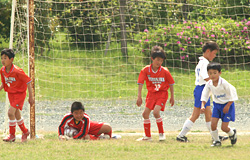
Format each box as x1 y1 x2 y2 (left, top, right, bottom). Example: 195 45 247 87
64 127 79 137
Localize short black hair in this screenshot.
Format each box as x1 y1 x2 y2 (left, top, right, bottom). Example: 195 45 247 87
207 62 221 72
1 49 15 59
151 46 166 60
202 41 219 53
71 101 85 113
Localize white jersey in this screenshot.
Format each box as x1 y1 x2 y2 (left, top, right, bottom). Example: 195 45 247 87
201 77 238 104
195 56 209 86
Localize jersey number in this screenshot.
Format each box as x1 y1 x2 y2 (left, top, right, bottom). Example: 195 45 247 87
154 84 161 91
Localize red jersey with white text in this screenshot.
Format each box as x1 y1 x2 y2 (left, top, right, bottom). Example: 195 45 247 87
137 64 175 93
58 112 90 139
1 64 31 93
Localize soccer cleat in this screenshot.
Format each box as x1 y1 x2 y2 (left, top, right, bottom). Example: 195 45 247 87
3 134 16 142
21 130 30 142
159 133 166 141
136 136 152 142
112 134 121 139
229 129 237 145
211 141 221 147
219 135 229 141
176 136 188 142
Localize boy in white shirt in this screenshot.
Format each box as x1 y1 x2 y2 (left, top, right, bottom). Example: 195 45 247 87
201 62 237 147
176 41 227 142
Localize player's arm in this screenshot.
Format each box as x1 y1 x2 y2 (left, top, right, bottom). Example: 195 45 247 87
200 101 206 113
200 83 210 112
0 83 3 91
136 84 143 107
27 83 35 106
169 84 174 106
0 73 5 91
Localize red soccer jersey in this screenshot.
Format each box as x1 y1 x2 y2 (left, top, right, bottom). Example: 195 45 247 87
1 64 31 93
58 112 90 139
137 64 175 93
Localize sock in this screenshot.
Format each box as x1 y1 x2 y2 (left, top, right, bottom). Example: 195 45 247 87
211 129 220 141
144 119 151 137
178 119 194 137
9 120 16 135
156 117 164 134
17 118 28 133
227 127 234 136
206 121 212 132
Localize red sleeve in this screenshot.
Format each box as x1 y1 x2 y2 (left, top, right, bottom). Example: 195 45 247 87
58 114 73 136
137 68 146 85
166 70 175 85
16 69 31 84
1 70 5 85
73 116 90 139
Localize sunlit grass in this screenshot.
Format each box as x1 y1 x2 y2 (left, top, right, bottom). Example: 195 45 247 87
0 132 250 160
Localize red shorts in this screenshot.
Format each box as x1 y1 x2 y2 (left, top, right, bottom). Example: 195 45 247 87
8 92 26 110
145 91 168 111
88 121 104 137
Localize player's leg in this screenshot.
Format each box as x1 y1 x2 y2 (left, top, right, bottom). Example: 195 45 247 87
97 123 112 138
221 122 237 145
153 105 165 141
211 117 219 141
210 117 221 147
14 92 29 142
177 86 203 142
3 106 17 142
176 107 200 142
139 107 152 140
221 103 236 145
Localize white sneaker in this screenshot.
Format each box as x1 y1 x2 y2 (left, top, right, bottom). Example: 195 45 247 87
136 136 152 141
159 133 166 141
112 134 121 139
99 134 110 139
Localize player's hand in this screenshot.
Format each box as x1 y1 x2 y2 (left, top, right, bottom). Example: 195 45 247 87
136 97 142 107
223 105 230 114
169 97 174 107
28 96 35 106
59 135 66 140
200 106 205 113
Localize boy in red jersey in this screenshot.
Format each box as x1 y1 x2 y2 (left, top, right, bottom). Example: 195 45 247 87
58 101 114 140
0 49 34 142
136 46 175 141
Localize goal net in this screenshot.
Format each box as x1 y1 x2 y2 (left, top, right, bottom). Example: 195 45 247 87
1 0 250 133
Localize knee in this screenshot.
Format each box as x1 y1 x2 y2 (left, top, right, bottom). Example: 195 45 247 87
142 112 149 119
103 123 112 132
7 110 15 118
153 111 160 118
211 124 217 131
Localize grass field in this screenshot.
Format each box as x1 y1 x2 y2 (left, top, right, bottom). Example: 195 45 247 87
0 132 250 160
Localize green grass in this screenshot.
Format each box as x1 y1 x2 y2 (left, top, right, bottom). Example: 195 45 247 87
0 133 250 160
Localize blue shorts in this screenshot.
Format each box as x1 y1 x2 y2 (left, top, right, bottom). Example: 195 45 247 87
194 85 210 108
212 102 235 122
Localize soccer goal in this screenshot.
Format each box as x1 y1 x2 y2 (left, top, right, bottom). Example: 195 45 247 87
3 0 250 137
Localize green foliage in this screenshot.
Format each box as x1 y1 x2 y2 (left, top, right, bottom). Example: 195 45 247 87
0 0 10 42
52 0 120 49
134 18 250 68
34 1 54 54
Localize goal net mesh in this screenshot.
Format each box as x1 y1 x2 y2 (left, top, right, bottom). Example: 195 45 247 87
1 0 249 132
